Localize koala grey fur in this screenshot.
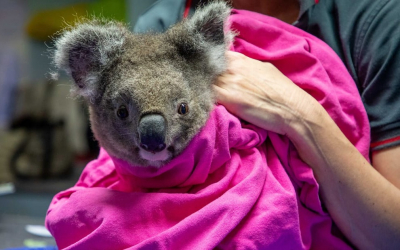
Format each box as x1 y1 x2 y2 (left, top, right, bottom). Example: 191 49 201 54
53 1 233 167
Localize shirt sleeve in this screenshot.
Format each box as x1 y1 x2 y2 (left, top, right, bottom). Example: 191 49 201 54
356 0 400 150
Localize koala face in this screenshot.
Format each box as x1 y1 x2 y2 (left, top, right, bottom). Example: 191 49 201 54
53 2 233 167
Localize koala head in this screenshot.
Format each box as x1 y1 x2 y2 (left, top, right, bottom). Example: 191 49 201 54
53 2 233 167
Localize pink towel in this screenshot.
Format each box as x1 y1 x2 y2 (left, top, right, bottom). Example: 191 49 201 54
46 10 370 249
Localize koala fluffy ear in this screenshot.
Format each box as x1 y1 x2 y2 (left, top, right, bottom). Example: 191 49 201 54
168 1 233 74
53 20 129 99
186 1 233 47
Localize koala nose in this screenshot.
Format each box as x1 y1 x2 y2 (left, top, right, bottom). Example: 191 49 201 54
138 114 167 153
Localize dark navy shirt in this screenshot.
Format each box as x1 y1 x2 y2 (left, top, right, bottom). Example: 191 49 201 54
296 0 400 150
134 0 400 150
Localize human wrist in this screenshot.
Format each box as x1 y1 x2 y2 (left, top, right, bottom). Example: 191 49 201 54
283 97 358 172
283 92 325 138
283 98 333 164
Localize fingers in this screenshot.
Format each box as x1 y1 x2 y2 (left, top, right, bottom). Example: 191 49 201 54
212 84 226 105
214 72 231 88
226 50 247 59
213 77 236 106
224 51 248 70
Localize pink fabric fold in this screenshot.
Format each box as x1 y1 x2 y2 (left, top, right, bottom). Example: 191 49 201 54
46 10 370 249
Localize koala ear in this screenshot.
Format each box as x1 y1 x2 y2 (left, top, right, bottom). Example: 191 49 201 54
186 1 233 46
53 20 129 99
167 1 233 74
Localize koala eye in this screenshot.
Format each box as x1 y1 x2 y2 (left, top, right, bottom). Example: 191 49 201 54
178 103 189 115
117 105 129 119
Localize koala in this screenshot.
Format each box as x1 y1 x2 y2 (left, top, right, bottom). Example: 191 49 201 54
53 1 233 167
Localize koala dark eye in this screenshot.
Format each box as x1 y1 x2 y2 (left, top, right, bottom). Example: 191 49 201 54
117 105 129 119
178 103 189 115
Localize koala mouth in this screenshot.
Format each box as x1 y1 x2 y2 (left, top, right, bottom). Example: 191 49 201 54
139 147 172 164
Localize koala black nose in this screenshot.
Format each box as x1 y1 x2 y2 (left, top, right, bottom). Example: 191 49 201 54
138 114 167 153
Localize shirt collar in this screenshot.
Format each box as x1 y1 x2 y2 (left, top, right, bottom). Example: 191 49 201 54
299 0 317 17
293 0 317 24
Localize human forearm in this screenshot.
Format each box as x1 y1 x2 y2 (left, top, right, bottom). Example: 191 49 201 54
214 51 400 248
287 103 400 250
218 86 400 248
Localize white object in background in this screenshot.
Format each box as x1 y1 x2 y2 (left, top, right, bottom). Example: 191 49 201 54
0 182 15 195
25 224 53 237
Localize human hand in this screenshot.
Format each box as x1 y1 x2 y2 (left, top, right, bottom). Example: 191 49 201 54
214 51 320 136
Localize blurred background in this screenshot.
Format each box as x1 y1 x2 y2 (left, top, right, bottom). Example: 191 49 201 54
0 0 157 248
